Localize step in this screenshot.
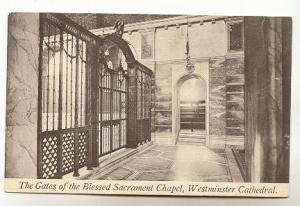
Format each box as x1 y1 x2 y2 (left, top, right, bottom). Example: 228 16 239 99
181 114 205 118
179 131 206 134
179 133 206 137
179 135 206 138
178 134 206 137
181 117 205 119
180 136 205 138
177 138 205 142
181 117 205 120
178 137 206 142
180 127 206 130
180 107 205 110
177 141 205 145
179 132 206 134
180 100 206 104
177 139 206 144
181 111 205 113
180 121 205 124
178 135 206 139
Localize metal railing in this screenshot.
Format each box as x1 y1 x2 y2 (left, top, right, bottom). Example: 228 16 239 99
38 14 153 179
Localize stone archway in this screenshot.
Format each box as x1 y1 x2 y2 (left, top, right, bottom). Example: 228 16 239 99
173 73 209 145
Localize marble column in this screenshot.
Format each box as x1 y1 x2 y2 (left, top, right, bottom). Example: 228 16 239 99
244 17 291 182
5 13 39 178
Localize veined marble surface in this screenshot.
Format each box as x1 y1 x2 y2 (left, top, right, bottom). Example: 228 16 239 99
6 13 39 178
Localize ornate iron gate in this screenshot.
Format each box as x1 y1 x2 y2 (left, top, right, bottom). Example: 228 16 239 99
98 58 128 156
38 14 153 179
136 65 152 143
38 13 99 178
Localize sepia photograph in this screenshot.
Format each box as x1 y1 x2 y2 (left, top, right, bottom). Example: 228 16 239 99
4 12 292 197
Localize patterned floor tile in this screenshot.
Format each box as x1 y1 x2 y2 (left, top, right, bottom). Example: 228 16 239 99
98 167 134 180
92 144 239 182
124 156 173 171
135 171 176 181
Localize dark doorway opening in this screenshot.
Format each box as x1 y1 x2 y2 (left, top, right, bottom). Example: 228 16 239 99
180 100 206 131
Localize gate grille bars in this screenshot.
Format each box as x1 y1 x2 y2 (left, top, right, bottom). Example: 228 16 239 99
137 66 152 143
38 14 97 178
38 14 153 179
97 60 128 156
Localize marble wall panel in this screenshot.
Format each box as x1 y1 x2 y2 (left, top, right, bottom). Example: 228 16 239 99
6 13 39 178
225 57 245 147
209 57 226 136
227 101 244 111
154 64 172 132
225 58 244 75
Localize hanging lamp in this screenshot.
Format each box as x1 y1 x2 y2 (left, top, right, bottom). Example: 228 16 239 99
185 15 195 73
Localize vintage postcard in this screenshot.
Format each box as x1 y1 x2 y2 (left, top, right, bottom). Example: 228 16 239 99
4 12 291 197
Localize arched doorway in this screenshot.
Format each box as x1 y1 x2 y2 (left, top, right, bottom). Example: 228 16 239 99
173 74 208 145
179 78 206 132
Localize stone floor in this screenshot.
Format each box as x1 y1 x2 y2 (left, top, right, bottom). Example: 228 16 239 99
86 144 243 182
